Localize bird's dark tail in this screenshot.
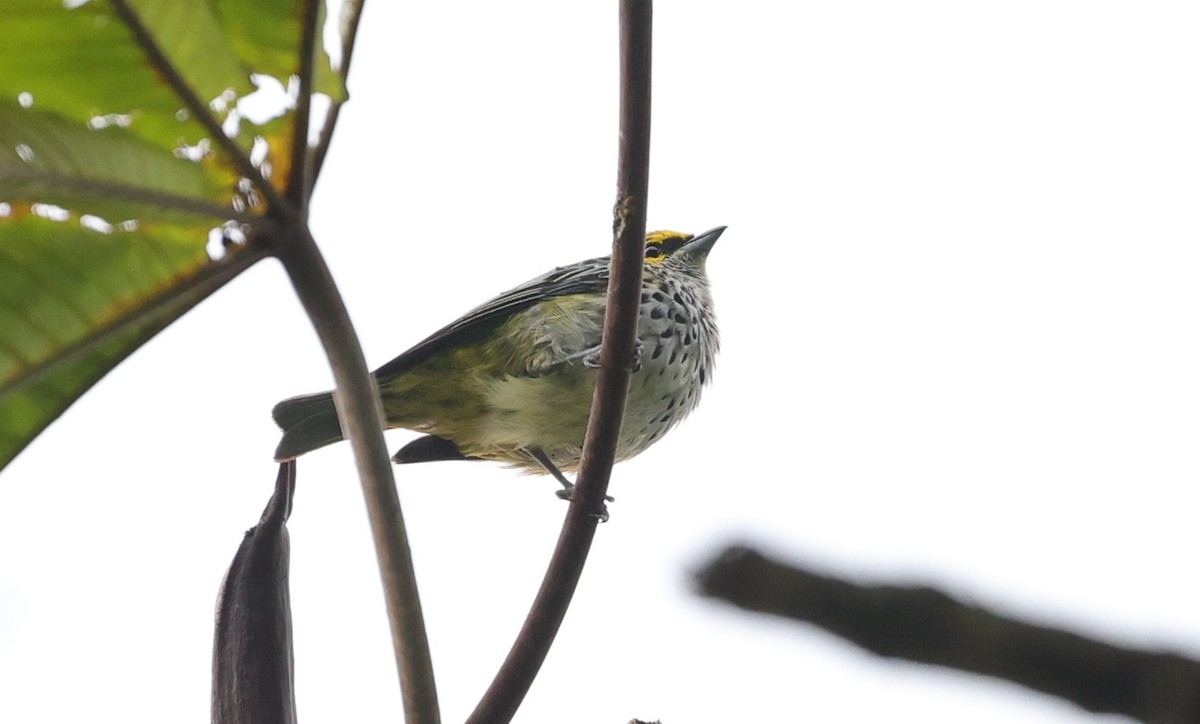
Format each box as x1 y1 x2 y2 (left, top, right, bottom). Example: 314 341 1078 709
272 391 344 460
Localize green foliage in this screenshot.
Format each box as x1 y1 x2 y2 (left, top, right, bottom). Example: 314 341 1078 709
0 216 212 463
0 0 346 468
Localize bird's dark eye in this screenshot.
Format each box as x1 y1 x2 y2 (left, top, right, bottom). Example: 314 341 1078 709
645 243 663 259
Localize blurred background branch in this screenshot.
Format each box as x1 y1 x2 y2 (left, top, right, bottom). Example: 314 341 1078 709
696 545 1200 724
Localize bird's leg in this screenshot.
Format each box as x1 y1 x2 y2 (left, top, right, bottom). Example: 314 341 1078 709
579 337 644 372
527 447 613 520
527 447 575 491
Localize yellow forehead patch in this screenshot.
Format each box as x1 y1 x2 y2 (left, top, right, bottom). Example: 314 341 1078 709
644 230 693 264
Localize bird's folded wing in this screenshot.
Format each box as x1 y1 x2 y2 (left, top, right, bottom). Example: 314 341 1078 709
373 255 611 380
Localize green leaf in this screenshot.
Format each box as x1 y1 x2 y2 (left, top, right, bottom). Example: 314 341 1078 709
125 0 258 105
215 0 348 103
0 1 216 153
0 0 346 201
0 101 234 223
0 216 214 464
0 0 350 470
212 0 347 191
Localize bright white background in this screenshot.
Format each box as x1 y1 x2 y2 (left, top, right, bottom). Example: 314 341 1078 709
2 1 1199 722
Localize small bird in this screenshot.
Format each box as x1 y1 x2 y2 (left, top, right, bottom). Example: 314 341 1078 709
272 226 724 489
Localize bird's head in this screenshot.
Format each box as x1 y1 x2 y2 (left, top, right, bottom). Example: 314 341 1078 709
643 226 726 271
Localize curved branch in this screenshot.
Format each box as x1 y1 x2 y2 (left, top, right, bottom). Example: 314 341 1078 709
47 8 435 718
466 2 653 722
273 227 440 724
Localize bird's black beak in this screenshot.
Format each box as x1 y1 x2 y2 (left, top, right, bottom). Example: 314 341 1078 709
680 226 727 260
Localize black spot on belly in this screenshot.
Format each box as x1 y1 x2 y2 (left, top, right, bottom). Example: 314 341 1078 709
674 312 688 324
650 306 665 319
668 349 677 364
673 292 686 306
699 368 706 384
660 327 673 338
652 291 667 303
651 343 664 360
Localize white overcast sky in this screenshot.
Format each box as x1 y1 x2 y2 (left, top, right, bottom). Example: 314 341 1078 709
2 2 1199 723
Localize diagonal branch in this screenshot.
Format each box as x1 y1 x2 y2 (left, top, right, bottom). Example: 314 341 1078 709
307 0 366 195
272 225 441 724
465 2 653 722
696 545 1200 724
107 0 286 213
285 0 321 215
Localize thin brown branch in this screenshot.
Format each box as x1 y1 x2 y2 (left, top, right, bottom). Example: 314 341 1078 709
107 0 285 213
307 107 337 200
334 0 367 78
273 226 440 724
695 545 1200 724
465 2 653 722
307 98 341 200
308 0 366 194
285 0 321 214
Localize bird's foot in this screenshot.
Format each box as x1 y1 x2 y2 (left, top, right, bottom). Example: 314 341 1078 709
556 483 611 523
529 448 613 521
553 482 615 504
582 338 643 372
